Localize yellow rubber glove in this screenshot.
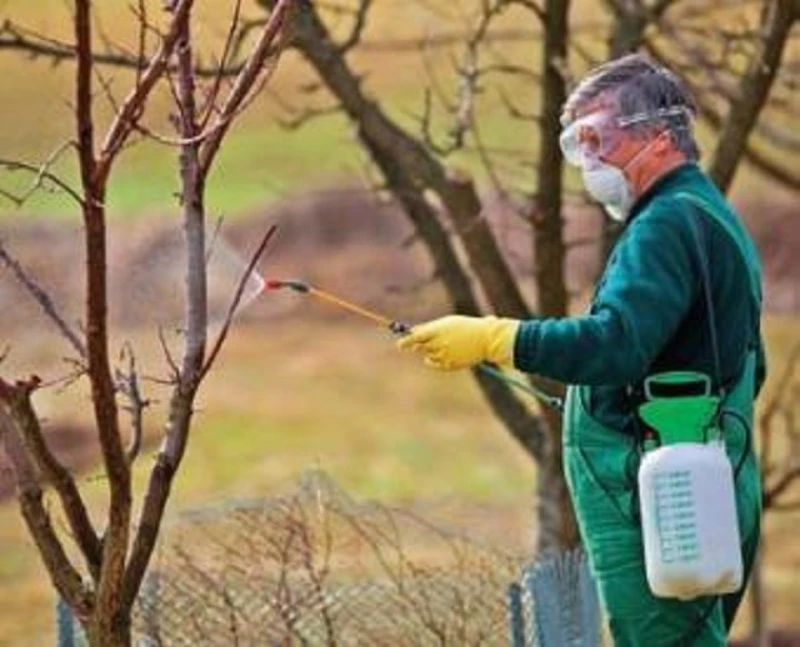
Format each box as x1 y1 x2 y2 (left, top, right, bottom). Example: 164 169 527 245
397 315 521 371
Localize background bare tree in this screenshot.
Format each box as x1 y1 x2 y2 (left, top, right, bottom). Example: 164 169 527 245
245 0 799 554
0 1 292 644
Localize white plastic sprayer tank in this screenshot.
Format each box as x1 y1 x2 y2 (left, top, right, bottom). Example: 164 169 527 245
638 439 742 600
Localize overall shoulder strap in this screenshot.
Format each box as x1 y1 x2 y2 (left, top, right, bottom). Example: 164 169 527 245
676 191 763 398
674 192 763 304
684 204 724 395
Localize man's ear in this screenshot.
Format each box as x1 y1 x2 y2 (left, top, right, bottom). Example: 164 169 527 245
655 129 674 154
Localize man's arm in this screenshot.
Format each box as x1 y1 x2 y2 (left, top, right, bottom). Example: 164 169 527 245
514 202 698 386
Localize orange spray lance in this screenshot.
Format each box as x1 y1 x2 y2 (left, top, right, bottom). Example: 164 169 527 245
264 279 562 409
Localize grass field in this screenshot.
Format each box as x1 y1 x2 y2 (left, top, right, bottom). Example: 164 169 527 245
0 1 798 644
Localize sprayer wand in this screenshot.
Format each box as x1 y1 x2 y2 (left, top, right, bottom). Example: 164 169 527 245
265 279 563 410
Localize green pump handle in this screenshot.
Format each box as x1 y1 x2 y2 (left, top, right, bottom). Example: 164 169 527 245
639 371 720 448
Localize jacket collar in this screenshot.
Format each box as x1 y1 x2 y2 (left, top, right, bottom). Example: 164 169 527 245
626 162 701 225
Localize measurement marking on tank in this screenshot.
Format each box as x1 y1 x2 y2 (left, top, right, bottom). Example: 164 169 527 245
653 470 700 564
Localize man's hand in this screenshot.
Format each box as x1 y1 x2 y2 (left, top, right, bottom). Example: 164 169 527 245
397 315 520 371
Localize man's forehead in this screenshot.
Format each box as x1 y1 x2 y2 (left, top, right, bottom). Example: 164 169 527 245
565 94 617 124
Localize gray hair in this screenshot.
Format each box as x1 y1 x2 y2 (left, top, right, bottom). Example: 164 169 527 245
562 53 700 161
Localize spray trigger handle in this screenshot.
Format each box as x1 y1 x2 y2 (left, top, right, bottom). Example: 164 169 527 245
390 321 411 336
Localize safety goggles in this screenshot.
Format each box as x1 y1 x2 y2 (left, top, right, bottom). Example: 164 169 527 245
559 106 690 167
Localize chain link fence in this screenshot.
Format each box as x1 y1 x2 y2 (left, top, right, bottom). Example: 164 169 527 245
56 471 602 645
128 471 528 646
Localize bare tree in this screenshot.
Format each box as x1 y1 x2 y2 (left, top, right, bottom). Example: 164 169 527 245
647 0 800 190
247 0 798 554
0 1 293 644
258 0 567 551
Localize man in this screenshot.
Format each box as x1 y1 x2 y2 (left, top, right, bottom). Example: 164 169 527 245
398 54 765 646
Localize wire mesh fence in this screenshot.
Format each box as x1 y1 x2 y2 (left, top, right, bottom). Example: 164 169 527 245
56 471 603 645
129 470 528 646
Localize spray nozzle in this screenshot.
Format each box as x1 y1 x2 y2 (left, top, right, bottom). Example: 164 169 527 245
265 279 310 293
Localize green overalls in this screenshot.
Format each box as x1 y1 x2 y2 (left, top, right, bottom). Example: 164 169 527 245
565 197 762 645
563 356 760 645
514 164 766 646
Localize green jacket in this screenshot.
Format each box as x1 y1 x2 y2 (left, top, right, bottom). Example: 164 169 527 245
514 163 766 433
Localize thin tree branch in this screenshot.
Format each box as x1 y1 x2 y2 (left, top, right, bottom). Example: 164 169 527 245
274 102 344 130
198 0 294 178
133 0 148 89
95 0 196 183
157 326 181 384
418 89 462 156
0 240 87 358
127 119 227 148
755 120 800 152
0 18 249 77
198 0 243 131
115 344 149 466
498 87 540 121
0 145 85 208
0 377 102 579
337 0 373 54
765 467 800 509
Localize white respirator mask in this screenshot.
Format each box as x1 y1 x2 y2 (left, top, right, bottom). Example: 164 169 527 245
580 141 655 222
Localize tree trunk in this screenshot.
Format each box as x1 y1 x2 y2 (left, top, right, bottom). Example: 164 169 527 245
750 546 770 647
85 611 132 647
535 422 581 553
533 0 578 552
608 11 648 57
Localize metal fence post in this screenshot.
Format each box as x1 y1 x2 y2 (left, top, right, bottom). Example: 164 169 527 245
56 597 75 647
511 549 602 647
507 581 526 647
579 553 603 647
